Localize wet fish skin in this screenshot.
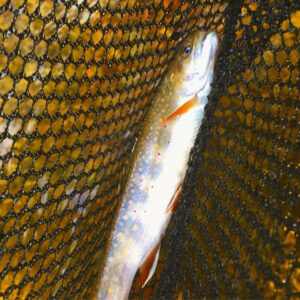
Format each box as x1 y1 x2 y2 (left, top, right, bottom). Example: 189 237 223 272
98 30 219 300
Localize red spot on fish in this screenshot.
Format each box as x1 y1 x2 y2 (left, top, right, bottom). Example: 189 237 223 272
157 152 160 156
163 124 167 128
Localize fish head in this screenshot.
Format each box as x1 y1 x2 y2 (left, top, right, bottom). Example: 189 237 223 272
172 30 219 102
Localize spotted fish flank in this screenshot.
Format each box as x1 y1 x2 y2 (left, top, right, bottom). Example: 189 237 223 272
98 30 219 300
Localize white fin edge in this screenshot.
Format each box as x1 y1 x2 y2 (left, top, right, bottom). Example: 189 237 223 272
142 245 161 288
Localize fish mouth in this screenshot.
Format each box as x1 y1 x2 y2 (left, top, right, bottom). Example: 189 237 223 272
205 32 219 65
195 32 219 94
181 31 219 100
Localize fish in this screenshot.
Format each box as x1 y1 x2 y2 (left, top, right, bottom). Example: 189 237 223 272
98 30 219 300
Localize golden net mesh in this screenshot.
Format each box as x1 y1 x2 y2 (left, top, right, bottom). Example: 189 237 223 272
0 0 299 299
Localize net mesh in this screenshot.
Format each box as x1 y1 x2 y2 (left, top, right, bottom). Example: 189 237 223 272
0 0 298 299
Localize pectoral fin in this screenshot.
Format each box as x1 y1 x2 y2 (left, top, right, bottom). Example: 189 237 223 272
166 182 182 213
161 97 198 124
140 243 161 288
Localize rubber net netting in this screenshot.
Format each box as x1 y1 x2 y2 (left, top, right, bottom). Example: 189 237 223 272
0 0 298 299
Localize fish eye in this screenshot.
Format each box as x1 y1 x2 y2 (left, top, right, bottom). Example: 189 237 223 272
183 45 192 54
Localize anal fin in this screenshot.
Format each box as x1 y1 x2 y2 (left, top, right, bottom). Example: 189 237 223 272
140 243 161 288
166 182 182 213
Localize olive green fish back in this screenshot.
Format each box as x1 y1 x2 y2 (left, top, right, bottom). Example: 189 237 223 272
0 0 298 299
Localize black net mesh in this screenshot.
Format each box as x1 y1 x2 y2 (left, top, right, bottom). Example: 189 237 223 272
0 0 298 299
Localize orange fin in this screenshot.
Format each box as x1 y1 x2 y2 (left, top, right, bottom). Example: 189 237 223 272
166 182 182 213
140 243 161 288
161 97 198 124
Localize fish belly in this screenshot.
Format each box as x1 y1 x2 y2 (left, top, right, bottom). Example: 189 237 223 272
98 101 207 299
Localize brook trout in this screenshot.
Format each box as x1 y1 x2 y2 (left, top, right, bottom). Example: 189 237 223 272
98 30 219 299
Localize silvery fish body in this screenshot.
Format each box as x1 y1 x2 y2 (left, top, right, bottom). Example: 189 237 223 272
98 30 219 300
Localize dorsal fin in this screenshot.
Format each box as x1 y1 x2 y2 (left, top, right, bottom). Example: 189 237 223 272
160 97 198 124
140 243 161 288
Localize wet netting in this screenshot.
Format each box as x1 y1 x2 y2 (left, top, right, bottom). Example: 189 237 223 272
0 0 298 299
